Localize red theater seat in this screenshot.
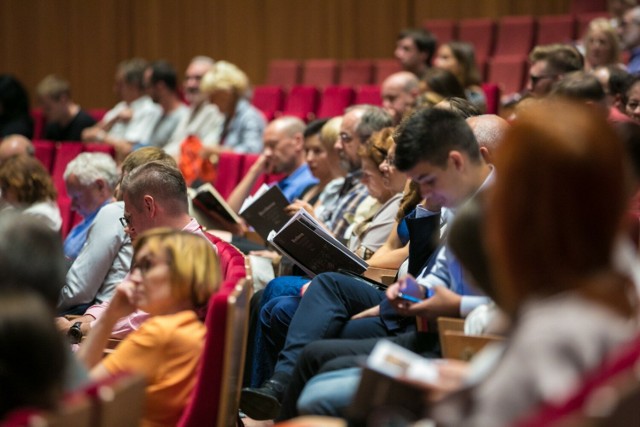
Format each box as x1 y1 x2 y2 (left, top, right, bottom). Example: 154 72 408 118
373 59 403 85
33 139 56 172
266 60 302 88
355 85 382 106
252 85 285 121
457 18 496 64
494 16 536 58
487 55 528 96
281 85 319 121
537 14 576 45
339 60 374 86
302 59 338 89
316 86 355 119
423 19 457 45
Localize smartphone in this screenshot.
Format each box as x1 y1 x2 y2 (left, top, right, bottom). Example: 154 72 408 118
397 291 423 303
397 276 432 303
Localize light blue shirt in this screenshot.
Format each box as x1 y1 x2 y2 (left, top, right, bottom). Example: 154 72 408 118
277 163 319 202
63 200 110 260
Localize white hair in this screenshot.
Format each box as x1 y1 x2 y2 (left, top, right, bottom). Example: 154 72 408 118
63 152 118 189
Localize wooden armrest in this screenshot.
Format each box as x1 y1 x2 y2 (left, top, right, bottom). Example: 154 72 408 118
364 267 397 285
275 416 347 427
437 317 465 333
65 315 81 320
244 230 265 245
441 330 504 361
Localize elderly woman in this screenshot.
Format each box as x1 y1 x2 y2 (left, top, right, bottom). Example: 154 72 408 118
0 155 61 232
200 61 266 155
79 228 221 427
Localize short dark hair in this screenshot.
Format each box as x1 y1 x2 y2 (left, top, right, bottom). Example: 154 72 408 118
398 28 437 65
438 97 482 118
551 71 605 102
394 107 480 170
121 161 188 214
118 58 148 90
356 106 394 143
150 60 178 92
608 65 633 99
304 118 330 139
529 44 584 74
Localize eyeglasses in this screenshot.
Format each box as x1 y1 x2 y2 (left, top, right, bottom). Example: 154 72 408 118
119 215 131 228
339 132 354 143
530 73 558 86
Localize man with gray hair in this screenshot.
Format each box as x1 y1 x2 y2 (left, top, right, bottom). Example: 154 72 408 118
164 56 224 157
62 152 118 260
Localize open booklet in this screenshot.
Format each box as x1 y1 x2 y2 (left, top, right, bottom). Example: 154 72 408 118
267 208 368 278
187 183 242 228
239 184 291 241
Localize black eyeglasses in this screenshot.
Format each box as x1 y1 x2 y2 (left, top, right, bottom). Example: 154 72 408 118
119 216 130 228
530 73 558 86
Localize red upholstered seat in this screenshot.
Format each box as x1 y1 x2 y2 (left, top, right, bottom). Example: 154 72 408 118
373 59 403 85
494 16 536 58
481 83 500 115
281 85 319 122
355 85 382 106
213 151 245 200
302 59 338 89
339 60 374 86
252 85 285 121
316 86 355 119
87 108 108 123
537 14 576 45
83 143 115 157
266 60 302 89
457 18 496 65
423 19 457 45
30 109 47 140
52 142 84 238
178 238 250 427
33 139 56 173
487 55 528 96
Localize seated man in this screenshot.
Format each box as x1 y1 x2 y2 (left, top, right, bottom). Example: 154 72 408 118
36 74 96 141
62 152 118 261
240 107 493 420
0 134 34 165
82 58 162 161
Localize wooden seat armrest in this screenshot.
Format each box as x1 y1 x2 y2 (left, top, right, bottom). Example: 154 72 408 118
364 267 397 285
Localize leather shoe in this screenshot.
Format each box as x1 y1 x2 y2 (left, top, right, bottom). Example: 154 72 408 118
240 379 286 420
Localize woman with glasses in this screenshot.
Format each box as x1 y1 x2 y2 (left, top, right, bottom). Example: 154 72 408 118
79 228 220 427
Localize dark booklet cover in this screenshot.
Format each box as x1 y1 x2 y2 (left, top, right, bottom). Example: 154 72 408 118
239 185 290 241
268 209 368 277
189 183 241 225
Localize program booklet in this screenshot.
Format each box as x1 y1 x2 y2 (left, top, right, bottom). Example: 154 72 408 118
267 209 368 277
188 183 242 226
239 184 291 241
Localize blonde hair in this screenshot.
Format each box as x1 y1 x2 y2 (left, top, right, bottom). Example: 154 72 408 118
200 61 249 96
319 116 342 151
584 18 621 67
133 228 220 309
36 75 71 100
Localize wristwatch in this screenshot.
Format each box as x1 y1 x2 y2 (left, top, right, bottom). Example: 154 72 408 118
68 321 83 344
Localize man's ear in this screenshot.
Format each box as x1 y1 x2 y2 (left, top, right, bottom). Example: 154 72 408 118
449 150 465 171
143 195 156 217
479 146 492 164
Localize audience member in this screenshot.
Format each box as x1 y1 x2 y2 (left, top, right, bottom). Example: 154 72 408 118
435 97 482 118
139 60 189 149
0 213 89 392
227 116 317 212
526 44 584 97
62 152 118 261
0 291 66 420
419 68 467 107
582 18 623 71
550 71 608 115
0 155 61 232
0 75 33 139
624 74 640 121
164 56 224 157
36 74 96 141
593 64 634 122
394 28 437 79
78 228 220 427
465 114 509 164
0 134 34 164
380 72 420 124
82 58 162 160
56 148 176 327
433 41 487 112
430 99 639 427
200 61 265 154
619 5 640 73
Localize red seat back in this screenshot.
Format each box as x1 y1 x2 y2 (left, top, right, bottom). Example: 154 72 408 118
481 83 501 115
265 60 301 89
302 59 338 89
281 85 319 122
355 85 382 106
316 86 355 119
373 59 403 85
252 85 285 121
537 14 576 45
494 16 536 58
423 19 457 46
33 140 56 173
339 60 374 86
487 55 528 96
457 18 496 64
214 151 245 200
30 109 47 140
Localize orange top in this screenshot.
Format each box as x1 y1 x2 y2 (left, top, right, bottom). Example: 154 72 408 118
102 310 205 427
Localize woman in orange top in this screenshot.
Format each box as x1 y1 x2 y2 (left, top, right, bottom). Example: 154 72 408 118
79 228 220 427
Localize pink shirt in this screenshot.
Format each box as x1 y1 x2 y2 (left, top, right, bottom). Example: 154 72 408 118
85 218 214 339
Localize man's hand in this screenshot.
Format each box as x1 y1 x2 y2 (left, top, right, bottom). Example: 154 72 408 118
285 199 316 217
386 276 461 319
351 305 380 319
55 316 72 332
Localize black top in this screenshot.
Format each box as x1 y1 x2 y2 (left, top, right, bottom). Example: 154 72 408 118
44 109 96 142
0 115 33 139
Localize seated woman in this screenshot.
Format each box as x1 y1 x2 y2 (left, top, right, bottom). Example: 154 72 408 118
0 291 66 420
418 68 467 108
582 18 623 72
433 41 487 112
0 155 61 232
0 75 33 139
78 228 220 427
426 99 639 426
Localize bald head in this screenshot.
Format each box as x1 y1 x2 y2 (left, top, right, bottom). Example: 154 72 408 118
381 71 420 124
0 135 34 163
466 115 509 163
263 116 306 174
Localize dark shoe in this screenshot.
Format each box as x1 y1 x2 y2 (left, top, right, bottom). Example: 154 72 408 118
240 379 286 420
